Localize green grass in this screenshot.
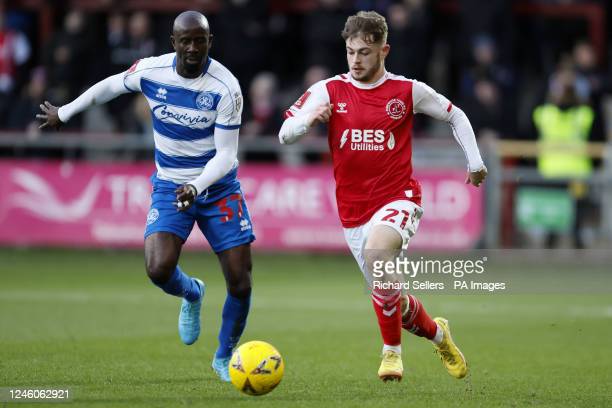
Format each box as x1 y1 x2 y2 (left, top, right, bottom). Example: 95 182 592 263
1 248 611 407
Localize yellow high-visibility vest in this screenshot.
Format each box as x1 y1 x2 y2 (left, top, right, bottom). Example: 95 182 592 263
532 104 594 178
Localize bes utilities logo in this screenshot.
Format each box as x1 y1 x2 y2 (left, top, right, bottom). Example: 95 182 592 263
340 129 396 151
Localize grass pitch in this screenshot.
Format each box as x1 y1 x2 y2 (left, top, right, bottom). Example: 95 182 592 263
1 248 611 407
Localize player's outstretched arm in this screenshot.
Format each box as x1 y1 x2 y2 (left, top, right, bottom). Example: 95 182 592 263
36 73 129 129
412 81 487 187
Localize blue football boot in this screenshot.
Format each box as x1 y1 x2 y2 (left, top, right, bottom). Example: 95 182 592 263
178 279 205 345
211 356 231 382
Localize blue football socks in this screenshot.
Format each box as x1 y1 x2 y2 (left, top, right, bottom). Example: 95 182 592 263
154 266 202 302
215 293 251 358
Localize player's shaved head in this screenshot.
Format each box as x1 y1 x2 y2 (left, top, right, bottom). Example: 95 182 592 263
171 10 213 78
173 10 209 34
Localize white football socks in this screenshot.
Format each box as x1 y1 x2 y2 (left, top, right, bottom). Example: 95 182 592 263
431 323 444 345
383 324 443 353
382 344 402 354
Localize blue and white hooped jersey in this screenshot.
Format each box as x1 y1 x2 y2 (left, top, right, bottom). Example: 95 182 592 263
123 53 243 185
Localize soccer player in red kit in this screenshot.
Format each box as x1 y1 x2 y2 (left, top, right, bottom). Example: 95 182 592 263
279 11 487 382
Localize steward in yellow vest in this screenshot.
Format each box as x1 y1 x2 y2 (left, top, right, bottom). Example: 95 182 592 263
533 67 595 179
531 67 595 248
533 103 594 179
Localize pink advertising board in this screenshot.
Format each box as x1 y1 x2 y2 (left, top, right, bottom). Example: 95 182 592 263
0 160 483 250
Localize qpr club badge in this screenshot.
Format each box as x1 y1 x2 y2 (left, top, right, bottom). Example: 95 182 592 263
386 98 406 120
146 208 159 225
196 92 215 110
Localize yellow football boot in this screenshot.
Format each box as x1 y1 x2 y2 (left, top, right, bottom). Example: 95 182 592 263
378 350 403 382
433 317 468 379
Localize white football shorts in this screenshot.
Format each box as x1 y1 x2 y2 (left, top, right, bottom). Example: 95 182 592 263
343 199 423 276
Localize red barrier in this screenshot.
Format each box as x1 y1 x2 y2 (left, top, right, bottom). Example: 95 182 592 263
0 160 483 250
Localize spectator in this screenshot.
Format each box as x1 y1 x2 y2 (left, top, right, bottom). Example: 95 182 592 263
461 35 514 97
106 12 125 52
458 0 514 66
104 11 157 133
534 65 594 178
280 64 331 140
532 65 595 248
280 64 330 111
301 65 330 140
303 64 330 89
43 10 90 125
460 34 515 136
572 40 607 141
385 0 431 81
278 65 332 164
572 41 600 99
214 0 269 89
302 0 349 74
243 71 283 162
243 71 282 138
107 11 156 72
461 78 505 138
7 66 44 137
0 11 31 123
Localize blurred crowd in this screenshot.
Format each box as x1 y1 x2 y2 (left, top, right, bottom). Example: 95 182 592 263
2 0 612 248
1 0 612 148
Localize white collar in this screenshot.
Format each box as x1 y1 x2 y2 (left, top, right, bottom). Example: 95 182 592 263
348 70 389 89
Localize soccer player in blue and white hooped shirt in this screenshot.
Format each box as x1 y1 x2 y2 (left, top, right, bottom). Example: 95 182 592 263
37 11 254 382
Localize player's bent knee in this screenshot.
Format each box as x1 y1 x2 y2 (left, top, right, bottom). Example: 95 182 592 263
145 258 177 285
144 233 182 285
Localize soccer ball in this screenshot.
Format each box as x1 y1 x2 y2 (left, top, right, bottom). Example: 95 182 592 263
229 340 284 396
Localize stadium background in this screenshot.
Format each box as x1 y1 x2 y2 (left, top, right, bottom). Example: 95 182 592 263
1 1 611 406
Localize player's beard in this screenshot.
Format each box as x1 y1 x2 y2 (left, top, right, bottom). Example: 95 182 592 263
353 56 383 83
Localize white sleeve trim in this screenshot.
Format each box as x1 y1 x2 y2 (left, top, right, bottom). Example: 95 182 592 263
188 127 239 195
57 73 129 123
412 81 484 171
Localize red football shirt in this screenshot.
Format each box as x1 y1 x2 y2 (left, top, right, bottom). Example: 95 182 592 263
284 72 461 228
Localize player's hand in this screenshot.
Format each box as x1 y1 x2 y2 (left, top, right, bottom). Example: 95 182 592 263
174 184 197 211
36 101 63 130
307 103 333 127
465 165 488 187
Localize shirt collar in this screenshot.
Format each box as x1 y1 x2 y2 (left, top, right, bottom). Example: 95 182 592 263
348 69 389 89
172 55 212 77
